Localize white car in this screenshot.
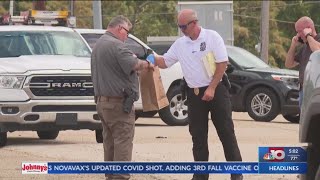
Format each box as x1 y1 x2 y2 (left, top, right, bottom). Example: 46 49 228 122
75 29 188 126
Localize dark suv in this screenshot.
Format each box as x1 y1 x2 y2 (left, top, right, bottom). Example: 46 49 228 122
149 44 300 123
227 46 299 123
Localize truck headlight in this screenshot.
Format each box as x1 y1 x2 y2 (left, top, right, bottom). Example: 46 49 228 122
271 75 299 90
0 76 25 89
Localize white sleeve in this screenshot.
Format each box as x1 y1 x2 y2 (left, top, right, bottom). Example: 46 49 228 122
163 41 179 67
212 32 228 63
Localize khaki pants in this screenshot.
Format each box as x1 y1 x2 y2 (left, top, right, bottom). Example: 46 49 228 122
97 96 135 180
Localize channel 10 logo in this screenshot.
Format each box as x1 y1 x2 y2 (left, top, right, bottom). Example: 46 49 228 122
262 147 285 162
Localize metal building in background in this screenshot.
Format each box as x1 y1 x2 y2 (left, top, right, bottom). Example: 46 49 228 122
177 1 234 45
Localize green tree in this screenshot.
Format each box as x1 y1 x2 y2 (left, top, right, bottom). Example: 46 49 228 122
13 1 32 15
45 1 69 11
74 1 92 28
100 0 177 42
7 0 320 69
276 1 320 67
0 1 10 15
233 1 261 57
234 1 294 67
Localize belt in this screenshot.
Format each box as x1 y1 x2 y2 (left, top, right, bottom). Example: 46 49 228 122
189 84 223 95
189 86 208 96
189 82 224 91
98 96 123 102
189 86 208 90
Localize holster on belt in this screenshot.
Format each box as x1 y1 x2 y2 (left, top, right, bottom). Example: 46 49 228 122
122 88 136 113
180 78 188 102
222 73 231 90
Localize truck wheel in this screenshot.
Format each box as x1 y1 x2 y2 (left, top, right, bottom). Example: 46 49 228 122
246 87 280 122
37 130 59 140
95 129 103 143
306 142 320 180
0 132 7 147
159 85 189 126
283 114 300 123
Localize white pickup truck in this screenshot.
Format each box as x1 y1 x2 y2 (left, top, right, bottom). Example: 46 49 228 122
0 26 186 147
0 25 97 147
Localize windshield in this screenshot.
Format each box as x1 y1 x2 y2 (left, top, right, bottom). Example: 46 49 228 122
148 44 171 55
0 31 91 58
227 46 269 69
80 33 103 49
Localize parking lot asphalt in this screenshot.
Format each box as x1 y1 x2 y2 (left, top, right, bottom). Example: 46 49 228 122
0 112 302 180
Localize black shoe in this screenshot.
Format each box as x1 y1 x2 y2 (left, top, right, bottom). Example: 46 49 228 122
191 174 209 180
231 174 243 180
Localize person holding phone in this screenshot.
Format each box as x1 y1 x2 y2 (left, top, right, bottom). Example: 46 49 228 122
285 16 320 107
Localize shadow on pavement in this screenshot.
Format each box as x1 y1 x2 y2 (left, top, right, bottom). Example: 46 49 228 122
6 137 79 146
135 123 168 127
233 118 295 124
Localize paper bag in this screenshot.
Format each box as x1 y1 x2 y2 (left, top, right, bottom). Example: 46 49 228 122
139 67 169 112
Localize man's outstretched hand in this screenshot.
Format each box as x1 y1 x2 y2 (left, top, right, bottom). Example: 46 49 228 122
147 61 155 71
146 54 155 64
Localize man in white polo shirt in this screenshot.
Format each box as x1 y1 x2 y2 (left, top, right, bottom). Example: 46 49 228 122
153 9 243 180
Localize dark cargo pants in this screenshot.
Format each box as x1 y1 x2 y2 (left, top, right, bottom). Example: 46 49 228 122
97 96 135 180
188 83 242 180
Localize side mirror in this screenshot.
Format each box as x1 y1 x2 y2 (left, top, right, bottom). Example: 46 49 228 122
226 64 234 74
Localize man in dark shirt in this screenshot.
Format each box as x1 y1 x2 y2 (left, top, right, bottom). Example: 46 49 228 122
285 16 320 107
91 15 153 180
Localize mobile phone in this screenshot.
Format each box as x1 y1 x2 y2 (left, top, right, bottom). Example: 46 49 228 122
298 37 304 43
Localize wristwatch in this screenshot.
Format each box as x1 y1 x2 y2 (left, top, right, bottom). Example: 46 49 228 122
305 33 312 39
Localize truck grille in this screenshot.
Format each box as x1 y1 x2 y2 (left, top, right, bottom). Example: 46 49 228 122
32 105 96 112
29 76 94 96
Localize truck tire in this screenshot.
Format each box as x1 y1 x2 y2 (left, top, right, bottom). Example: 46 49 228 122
37 130 59 140
0 132 7 147
159 85 189 126
246 87 280 122
95 129 103 143
283 114 300 123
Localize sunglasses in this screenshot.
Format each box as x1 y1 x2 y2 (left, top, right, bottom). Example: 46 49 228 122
178 20 197 30
120 26 129 35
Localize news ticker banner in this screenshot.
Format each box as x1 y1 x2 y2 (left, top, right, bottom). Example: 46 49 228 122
21 147 308 175
21 162 307 174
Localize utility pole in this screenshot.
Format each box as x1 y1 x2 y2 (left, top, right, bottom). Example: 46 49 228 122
93 0 102 29
69 0 74 16
260 1 269 63
9 0 14 15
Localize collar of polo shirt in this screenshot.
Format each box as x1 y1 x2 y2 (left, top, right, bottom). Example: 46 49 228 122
185 27 205 43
